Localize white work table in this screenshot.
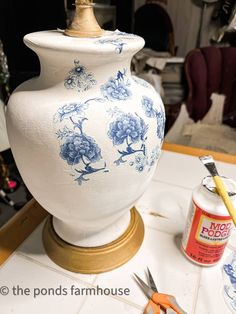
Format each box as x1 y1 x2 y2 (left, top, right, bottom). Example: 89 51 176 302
0 144 236 314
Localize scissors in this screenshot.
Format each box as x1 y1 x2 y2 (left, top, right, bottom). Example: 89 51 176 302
134 268 187 314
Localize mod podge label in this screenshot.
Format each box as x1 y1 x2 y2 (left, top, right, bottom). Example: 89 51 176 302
196 216 232 244
182 202 233 265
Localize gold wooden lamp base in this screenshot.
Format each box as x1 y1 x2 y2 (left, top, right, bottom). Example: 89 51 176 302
42 208 144 274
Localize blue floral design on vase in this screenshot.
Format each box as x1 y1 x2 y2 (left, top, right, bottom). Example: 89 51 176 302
64 60 96 92
224 263 236 285
108 111 148 169
114 30 138 37
60 134 102 166
101 69 131 101
54 98 108 185
54 102 88 123
142 96 165 141
148 146 161 171
223 252 236 312
134 154 147 172
95 38 126 54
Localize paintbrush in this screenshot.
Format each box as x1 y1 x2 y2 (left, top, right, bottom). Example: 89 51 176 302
199 155 236 226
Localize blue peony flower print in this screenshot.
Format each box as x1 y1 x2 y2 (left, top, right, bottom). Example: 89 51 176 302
108 113 147 146
60 133 102 166
101 79 131 101
142 96 156 118
54 102 88 122
54 98 108 185
101 69 131 101
141 95 165 141
108 110 148 168
64 60 96 93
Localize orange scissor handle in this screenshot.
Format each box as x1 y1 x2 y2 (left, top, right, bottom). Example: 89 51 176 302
152 292 187 314
144 299 161 314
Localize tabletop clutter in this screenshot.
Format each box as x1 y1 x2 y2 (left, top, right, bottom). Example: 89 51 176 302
135 155 236 313
134 268 187 314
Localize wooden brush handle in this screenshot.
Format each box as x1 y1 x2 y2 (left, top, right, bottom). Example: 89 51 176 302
213 176 236 226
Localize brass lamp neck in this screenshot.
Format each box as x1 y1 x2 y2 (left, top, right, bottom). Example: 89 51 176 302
64 0 104 38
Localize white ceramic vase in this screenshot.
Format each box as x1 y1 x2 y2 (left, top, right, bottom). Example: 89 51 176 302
6 30 165 248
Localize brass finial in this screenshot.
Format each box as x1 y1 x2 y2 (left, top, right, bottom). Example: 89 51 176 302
79 0 92 4
64 0 104 38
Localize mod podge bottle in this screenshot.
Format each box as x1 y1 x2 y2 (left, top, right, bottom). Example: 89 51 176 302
182 176 236 266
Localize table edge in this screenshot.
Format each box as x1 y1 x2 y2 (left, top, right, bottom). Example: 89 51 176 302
0 199 48 265
162 143 236 164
